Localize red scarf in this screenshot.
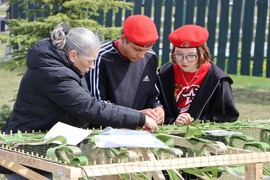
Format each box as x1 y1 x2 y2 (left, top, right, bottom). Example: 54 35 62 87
174 62 211 113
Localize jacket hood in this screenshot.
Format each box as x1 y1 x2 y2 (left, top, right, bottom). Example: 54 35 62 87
27 39 72 70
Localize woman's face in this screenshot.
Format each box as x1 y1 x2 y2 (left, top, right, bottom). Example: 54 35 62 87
173 47 198 72
69 49 98 74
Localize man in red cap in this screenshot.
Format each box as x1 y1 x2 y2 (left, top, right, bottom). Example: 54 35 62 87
86 14 164 125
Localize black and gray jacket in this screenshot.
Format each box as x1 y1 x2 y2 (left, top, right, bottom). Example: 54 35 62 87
157 62 239 124
3 39 145 133
87 40 162 110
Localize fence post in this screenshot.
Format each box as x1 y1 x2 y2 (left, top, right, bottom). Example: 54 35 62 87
228 0 243 74
207 0 218 59
133 0 142 14
267 9 270 78
161 0 173 65
185 0 195 24
0 18 5 32
174 0 185 29
240 0 255 76
217 0 230 71
252 0 268 77
196 0 207 27
153 0 163 64
115 8 123 27
143 0 152 17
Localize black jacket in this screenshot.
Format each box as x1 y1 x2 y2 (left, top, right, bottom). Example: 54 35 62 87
86 41 162 110
157 62 239 124
3 39 145 133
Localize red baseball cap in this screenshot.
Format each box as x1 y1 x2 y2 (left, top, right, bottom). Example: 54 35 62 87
169 24 209 48
123 15 158 48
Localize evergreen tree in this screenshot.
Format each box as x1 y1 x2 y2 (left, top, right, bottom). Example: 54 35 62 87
0 0 132 70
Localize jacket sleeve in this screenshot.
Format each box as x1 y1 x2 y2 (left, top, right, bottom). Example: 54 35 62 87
47 70 145 129
201 78 239 122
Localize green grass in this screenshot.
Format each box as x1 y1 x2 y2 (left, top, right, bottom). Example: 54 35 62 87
0 68 22 108
0 3 7 16
0 67 269 121
0 40 7 60
231 74 270 91
230 74 270 120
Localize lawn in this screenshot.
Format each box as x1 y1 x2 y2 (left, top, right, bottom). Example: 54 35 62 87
0 66 269 121
0 2 269 121
230 74 270 120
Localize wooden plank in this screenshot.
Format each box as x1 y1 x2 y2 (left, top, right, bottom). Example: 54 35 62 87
0 158 49 180
0 147 81 179
81 151 270 177
245 163 263 180
140 149 166 180
0 145 269 179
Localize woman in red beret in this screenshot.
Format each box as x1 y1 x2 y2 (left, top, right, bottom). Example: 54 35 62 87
157 24 239 125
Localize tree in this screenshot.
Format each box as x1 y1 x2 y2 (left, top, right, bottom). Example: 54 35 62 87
0 0 132 70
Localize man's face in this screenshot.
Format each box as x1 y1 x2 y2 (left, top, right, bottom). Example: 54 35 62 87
122 38 152 62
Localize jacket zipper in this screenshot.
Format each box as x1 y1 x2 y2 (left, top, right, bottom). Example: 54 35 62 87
158 76 173 117
197 79 221 118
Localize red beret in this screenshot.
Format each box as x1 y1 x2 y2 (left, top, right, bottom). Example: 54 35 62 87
123 15 158 47
169 24 209 48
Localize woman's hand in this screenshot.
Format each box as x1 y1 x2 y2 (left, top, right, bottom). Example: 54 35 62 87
143 115 158 132
175 113 194 125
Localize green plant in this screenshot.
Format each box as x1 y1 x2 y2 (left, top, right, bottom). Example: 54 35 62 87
0 104 11 129
0 0 132 71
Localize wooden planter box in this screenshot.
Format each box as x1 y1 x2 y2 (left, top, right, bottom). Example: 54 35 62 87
0 133 269 180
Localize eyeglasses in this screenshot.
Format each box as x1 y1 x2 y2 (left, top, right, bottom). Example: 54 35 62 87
172 54 198 62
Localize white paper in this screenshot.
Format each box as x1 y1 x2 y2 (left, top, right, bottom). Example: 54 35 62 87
94 127 168 148
203 130 242 136
44 122 92 145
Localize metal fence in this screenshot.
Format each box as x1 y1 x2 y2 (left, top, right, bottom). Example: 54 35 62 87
10 0 270 77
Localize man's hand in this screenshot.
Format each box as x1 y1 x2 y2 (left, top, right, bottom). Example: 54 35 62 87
139 106 164 125
153 106 164 124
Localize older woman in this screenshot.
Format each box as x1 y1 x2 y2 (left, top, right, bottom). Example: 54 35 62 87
3 22 158 179
157 24 239 125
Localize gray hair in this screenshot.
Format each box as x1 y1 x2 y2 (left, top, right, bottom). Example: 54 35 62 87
51 22 100 56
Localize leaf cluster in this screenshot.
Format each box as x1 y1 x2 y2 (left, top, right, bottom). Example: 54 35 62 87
0 0 132 71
